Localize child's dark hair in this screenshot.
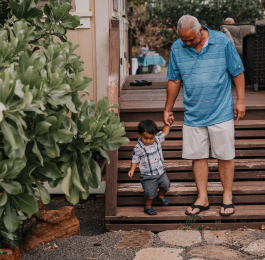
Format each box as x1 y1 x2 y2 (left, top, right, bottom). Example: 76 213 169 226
138 120 157 135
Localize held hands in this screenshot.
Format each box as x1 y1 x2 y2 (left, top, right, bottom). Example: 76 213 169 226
164 111 174 127
234 100 246 121
128 170 134 179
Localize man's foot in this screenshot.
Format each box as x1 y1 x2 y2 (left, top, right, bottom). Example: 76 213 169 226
157 196 170 206
185 204 210 215
185 198 209 215
220 193 234 215
219 204 235 216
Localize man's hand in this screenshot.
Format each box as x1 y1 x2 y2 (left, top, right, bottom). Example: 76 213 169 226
234 100 246 121
128 170 134 179
164 111 174 126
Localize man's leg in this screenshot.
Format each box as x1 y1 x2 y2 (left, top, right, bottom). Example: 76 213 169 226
186 158 209 214
218 159 234 214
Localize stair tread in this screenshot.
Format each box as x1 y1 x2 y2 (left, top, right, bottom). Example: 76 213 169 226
117 181 265 195
124 120 265 130
118 159 265 171
120 139 265 150
105 205 265 221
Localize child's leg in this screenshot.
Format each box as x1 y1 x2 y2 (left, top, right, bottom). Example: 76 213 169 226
157 172 170 205
145 199 153 209
158 189 167 199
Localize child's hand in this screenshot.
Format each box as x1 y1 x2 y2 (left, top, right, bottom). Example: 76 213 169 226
128 170 134 179
168 115 174 126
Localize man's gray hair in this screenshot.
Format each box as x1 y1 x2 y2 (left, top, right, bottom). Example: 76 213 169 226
177 15 201 35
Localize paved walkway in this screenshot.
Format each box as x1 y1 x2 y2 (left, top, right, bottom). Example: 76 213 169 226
115 229 265 260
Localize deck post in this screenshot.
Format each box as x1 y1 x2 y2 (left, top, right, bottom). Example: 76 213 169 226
105 150 118 216
105 19 120 216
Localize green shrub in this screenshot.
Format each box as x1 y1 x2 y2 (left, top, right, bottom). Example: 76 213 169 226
0 0 129 248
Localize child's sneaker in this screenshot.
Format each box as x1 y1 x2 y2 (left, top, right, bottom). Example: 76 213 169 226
144 207 157 215
157 196 170 206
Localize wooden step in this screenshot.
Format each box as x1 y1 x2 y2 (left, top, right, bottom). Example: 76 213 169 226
117 181 265 196
125 130 265 139
118 159 265 172
118 170 265 181
105 205 265 221
124 120 265 130
120 140 265 151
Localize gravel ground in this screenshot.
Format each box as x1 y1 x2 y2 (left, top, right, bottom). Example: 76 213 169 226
21 196 139 260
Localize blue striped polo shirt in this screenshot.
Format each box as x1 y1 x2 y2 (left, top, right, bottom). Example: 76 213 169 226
167 26 244 127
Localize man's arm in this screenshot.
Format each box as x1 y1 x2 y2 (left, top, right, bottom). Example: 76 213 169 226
164 79 182 126
233 72 245 121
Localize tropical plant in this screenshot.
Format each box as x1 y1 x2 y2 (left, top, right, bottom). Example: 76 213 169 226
0 0 129 249
128 0 263 45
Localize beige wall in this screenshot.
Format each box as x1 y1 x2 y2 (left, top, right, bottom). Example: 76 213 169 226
67 0 129 104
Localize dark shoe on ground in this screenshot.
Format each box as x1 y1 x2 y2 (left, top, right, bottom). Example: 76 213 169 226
185 204 210 215
130 80 145 86
219 203 235 216
140 80 152 85
157 196 170 206
144 207 157 215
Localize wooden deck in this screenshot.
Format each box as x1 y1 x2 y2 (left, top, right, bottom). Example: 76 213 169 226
105 74 265 231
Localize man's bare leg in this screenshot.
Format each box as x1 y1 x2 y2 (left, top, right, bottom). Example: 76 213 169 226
218 159 234 214
186 158 209 214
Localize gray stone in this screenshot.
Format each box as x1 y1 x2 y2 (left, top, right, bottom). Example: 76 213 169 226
203 230 255 247
187 245 248 260
159 230 202 247
133 248 183 260
114 231 153 249
242 239 265 256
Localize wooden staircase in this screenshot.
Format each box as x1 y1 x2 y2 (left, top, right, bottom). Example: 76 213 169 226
104 75 265 231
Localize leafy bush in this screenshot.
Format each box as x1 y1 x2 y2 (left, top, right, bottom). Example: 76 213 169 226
0 0 129 248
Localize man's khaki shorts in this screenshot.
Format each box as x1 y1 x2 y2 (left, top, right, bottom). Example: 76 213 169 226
182 119 235 160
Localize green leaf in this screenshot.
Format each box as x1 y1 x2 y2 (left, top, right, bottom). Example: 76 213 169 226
0 181 22 195
11 194 38 215
87 158 101 189
60 14 80 28
57 129 74 143
37 162 62 179
0 120 21 150
71 161 86 193
66 185 79 205
35 121 52 135
3 204 19 232
0 192 8 207
32 139 44 166
60 167 72 196
95 148 110 164
35 181 50 204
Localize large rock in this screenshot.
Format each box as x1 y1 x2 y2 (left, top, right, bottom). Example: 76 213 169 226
115 231 153 249
242 239 265 256
187 245 248 260
134 248 184 260
0 245 21 260
20 206 80 253
159 230 202 247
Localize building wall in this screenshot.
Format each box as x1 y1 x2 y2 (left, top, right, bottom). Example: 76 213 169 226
66 0 129 104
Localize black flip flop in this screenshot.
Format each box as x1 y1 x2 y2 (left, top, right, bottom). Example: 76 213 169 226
140 80 152 85
130 80 145 86
185 204 210 215
219 203 235 216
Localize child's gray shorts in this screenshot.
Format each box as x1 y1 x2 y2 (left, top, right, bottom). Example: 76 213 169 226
140 172 170 200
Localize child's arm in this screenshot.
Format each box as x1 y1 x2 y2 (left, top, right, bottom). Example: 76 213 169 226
162 115 173 137
128 163 137 179
162 124 171 137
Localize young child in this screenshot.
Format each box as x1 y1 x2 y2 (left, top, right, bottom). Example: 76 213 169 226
128 119 172 215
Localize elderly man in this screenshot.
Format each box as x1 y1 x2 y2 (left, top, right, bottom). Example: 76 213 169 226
164 15 245 216
225 17 235 24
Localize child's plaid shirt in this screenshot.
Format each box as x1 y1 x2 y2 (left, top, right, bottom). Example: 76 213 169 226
132 131 165 176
